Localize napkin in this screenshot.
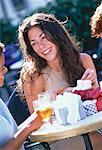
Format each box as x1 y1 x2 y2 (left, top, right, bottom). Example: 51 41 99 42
73 80 92 91
52 95 67 125
64 92 86 124
73 87 102 111
64 92 81 124
52 92 86 125
14 112 37 138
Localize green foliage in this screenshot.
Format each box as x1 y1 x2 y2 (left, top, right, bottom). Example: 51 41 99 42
1 0 101 50
37 0 101 50
0 19 18 45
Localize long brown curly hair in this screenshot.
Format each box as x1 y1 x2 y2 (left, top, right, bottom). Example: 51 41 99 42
90 3 102 38
18 13 85 97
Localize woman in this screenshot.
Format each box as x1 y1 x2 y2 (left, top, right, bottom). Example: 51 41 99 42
0 42 43 150
18 13 98 114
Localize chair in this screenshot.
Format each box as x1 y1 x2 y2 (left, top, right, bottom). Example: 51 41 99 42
8 88 51 150
8 88 30 125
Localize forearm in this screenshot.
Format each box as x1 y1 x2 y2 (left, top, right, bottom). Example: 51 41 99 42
0 116 43 150
0 126 31 150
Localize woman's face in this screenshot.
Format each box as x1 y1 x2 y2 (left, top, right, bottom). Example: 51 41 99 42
0 53 8 87
28 26 58 62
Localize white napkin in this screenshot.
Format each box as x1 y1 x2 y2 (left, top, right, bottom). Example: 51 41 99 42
63 92 81 124
53 92 82 125
52 95 66 124
14 112 37 138
73 80 92 91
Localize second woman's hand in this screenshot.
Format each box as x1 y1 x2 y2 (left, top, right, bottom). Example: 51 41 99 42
29 115 43 133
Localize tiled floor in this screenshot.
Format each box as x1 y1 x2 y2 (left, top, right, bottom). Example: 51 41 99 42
50 136 85 150
50 132 102 150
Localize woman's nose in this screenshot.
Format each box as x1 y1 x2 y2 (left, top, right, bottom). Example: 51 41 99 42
38 41 46 49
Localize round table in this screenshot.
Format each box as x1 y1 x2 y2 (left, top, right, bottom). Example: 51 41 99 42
30 111 102 142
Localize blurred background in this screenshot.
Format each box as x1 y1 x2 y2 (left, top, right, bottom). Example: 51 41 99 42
0 0 102 104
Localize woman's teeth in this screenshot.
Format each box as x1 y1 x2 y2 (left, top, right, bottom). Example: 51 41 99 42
43 49 51 55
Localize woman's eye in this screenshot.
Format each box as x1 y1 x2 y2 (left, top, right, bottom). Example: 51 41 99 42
32 43 35 46
41 35 46 39
42 37 45 39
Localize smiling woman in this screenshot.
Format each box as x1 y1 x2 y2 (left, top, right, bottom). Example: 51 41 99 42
17 12 98 115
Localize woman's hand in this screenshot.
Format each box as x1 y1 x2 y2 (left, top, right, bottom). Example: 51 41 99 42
81 68 98 87
81 68 95 80
51 87 74 100
80 54 99 87
51 87 65 100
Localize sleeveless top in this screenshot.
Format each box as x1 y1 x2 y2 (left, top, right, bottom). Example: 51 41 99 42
42 67 70 91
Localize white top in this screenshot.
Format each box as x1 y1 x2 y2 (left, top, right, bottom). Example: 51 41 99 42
42 67 69 91
0 98 24 150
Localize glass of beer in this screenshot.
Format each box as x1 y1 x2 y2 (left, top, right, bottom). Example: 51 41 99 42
34 91 53 123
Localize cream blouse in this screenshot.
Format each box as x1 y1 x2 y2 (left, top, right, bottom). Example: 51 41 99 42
42 67 70 91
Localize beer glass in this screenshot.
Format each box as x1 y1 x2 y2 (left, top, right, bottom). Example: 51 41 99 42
33 91 52 123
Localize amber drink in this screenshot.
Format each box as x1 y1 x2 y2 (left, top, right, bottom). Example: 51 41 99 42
37 106 52 122
35 91 52 122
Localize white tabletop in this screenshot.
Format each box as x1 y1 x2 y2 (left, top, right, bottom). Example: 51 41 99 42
30 111 102 142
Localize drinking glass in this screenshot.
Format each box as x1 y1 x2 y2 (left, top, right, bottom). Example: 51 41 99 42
33 91 53 123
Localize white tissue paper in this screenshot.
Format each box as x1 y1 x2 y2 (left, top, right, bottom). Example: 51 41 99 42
52 95 67 125
14 112 37 138
53 92 86 125
72 80 92 91
64 92 81 124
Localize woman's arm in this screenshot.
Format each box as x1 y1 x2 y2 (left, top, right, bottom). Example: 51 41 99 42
24 73 45 114
80 53 99 87
52 53 99 98
0 116 43 150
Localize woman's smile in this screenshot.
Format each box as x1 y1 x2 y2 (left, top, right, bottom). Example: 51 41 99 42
42 48 51 55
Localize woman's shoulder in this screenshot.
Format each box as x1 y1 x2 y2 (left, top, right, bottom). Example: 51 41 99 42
80 52 92 61
80 52 93 65
23 72 45 94
23 72 44 84
80 52 96 70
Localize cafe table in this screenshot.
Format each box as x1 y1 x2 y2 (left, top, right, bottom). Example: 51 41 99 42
30 111 102 150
